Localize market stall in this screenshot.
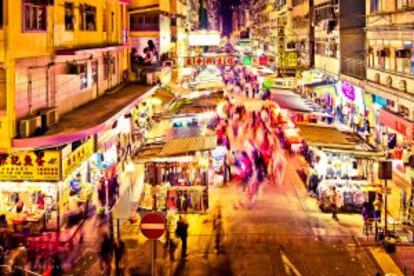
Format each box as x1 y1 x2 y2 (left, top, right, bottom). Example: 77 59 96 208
296 124 383 213
137 135 217 213
0 182 53 234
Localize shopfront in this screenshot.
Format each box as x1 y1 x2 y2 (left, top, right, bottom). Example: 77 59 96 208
0 150 61 233
307 147 379 213
299 70 337 114
335 81 367 129
376 108 414 175
139 155 209 213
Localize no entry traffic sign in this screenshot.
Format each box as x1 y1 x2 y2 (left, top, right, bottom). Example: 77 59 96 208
140 212 166 240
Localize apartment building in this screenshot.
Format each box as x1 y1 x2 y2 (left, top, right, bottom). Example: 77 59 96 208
290 0 314 69
0 0 130 151
128 0 188 58
365 0 414 146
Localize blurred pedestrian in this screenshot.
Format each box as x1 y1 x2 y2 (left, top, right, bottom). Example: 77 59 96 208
164 231 177 261
99 233 113 275
330 186 339 221
175 216 188 259
51 254 63 276
213 209 223 254
114 240 125 275
373 195 383 223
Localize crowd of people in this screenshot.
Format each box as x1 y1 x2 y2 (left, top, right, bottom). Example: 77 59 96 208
213 64 288 207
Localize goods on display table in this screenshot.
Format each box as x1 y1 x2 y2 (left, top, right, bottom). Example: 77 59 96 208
317 179 374 212
304 147 378 213
139 157 209 213
0 182 55 234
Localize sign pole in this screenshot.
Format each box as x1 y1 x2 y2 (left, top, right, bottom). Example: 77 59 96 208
384 179 388 237
151 239 156 276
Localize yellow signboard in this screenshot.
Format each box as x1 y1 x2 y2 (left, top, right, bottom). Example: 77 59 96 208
285 52 298 68
62 138 95 178
0 151 60 181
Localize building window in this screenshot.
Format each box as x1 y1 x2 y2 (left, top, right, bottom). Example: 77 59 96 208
111 12 115 32
397 0 414 9
398 105 409 118
0 69 6 111
23 0 47 31
64 2 74 31
399 80 407 92
376 48 388 69
0 0 3 29
129 12 160 31
395 49 411 75
80 4 96 31
79 64 87 89
102 9 107 32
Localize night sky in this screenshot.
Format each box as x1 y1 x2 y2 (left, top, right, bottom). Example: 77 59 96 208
220 0 240 35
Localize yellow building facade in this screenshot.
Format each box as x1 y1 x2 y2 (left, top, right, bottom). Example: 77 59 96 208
128 0 188 59
0 0 129 152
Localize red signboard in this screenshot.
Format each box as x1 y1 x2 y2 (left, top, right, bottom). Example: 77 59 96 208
194 56 204 66
225 56 235 66
259 55 268 66
140 212 166 240
184 57 193 66
379 109 414 140
215 56 224 66
205 57 214 65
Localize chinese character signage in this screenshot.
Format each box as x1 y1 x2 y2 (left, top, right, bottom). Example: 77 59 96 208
183 55 236 67
284 52 298 68
0 151 60 181
184 57 193 66
62 138 95 178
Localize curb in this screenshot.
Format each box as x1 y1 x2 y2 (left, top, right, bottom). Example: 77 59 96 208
368 247 403 276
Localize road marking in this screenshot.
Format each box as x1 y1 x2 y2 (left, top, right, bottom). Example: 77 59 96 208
141 223 165 230
280 249 302 276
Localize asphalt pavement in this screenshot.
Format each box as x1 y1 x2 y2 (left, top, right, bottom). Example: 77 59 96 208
66 150 383 276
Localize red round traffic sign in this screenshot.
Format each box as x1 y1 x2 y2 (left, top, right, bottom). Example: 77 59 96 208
140 212 166 240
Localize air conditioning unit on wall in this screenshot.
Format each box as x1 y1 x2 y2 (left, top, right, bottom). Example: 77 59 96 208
39 107 59 130
19 116 42 138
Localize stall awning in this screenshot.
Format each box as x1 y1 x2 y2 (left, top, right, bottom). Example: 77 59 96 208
158 135 217 156
298 124 382 157
270 89 313 113
303 80 336 88
379 109 414 140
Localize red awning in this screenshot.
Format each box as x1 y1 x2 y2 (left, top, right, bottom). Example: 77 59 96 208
56 44 128 56
379 109 414 140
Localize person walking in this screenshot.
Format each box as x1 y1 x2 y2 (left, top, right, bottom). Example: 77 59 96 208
330 186 339 221
99 233 114 275
175 216 189 259
373 195 383 223
51 254 63 276
213 210 223 254
114 240 125 275
164 231 177 262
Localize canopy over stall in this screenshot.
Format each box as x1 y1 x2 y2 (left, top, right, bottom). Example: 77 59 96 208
270 89 325 113
297 124 382 157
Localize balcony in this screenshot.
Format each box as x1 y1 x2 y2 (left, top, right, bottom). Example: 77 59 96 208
341 58 366 80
